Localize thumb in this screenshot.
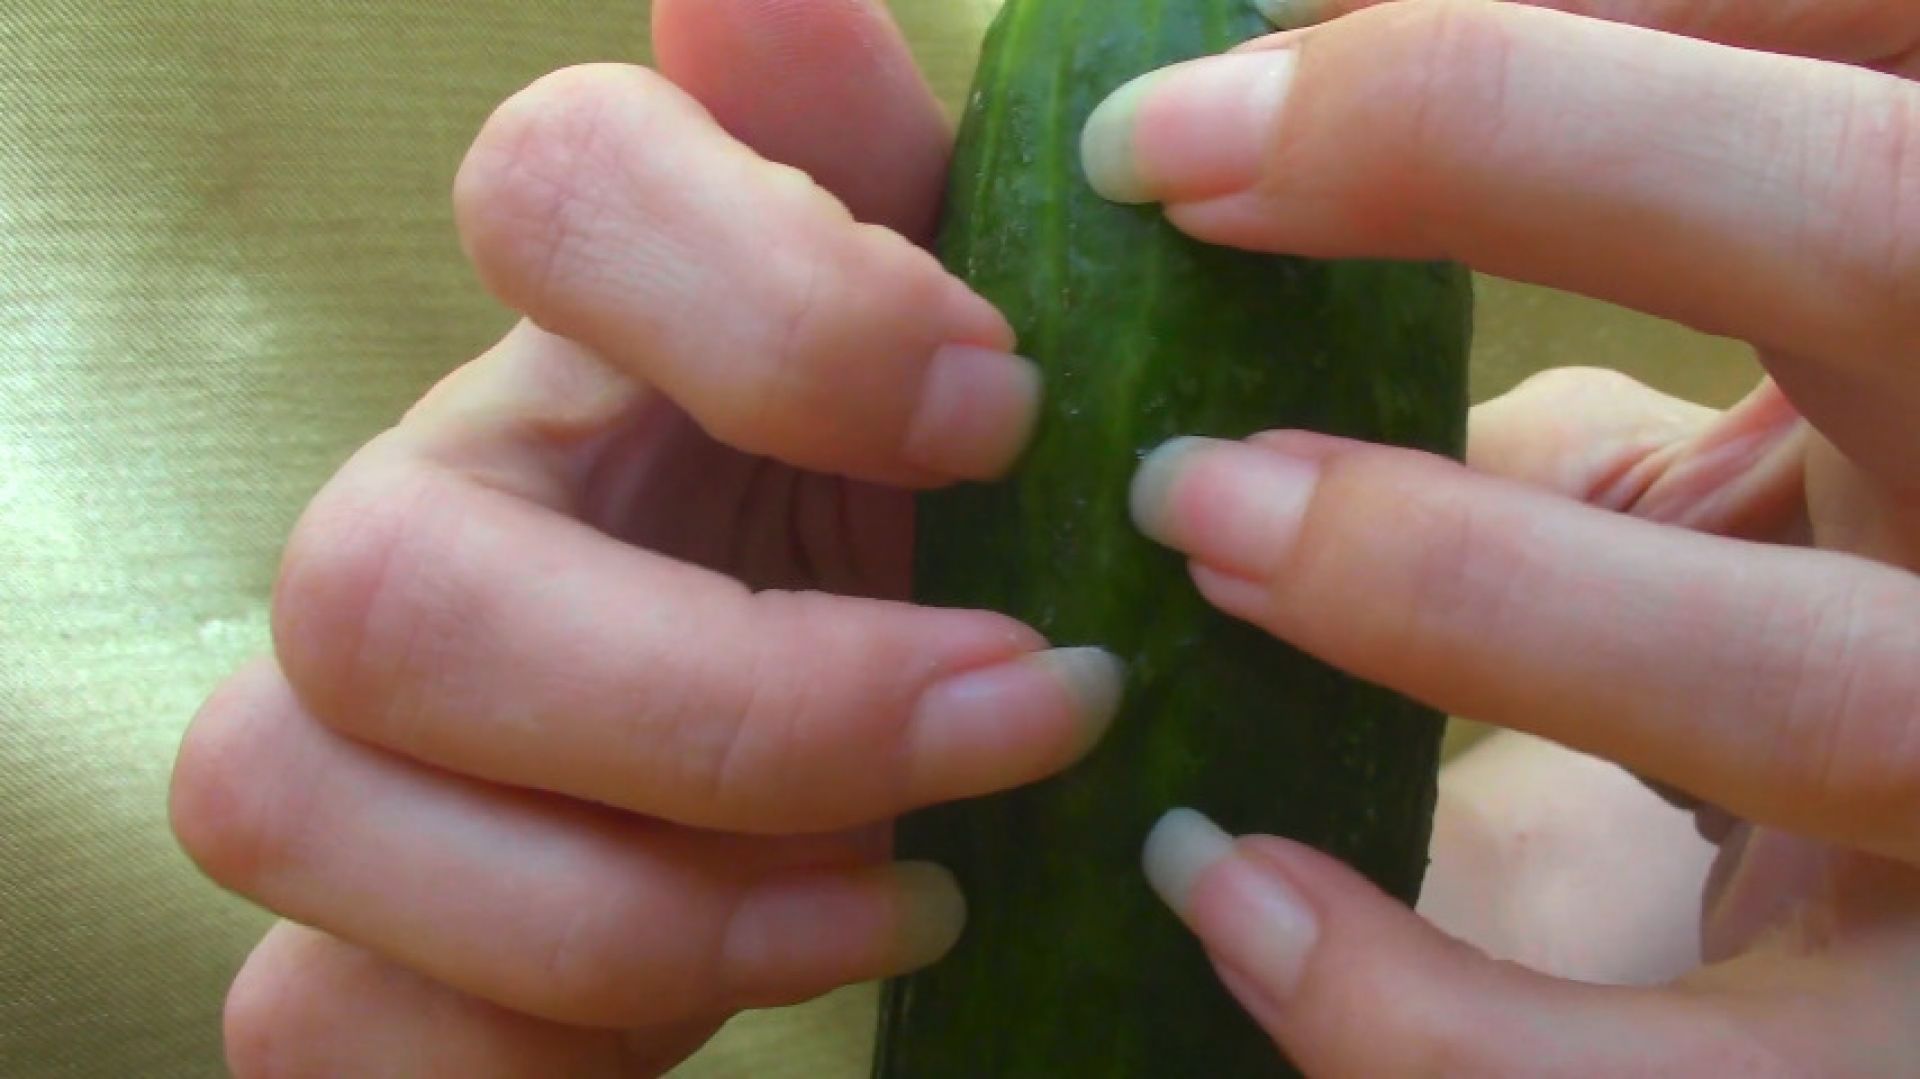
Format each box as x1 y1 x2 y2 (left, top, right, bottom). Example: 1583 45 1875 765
1142 809 1778 1076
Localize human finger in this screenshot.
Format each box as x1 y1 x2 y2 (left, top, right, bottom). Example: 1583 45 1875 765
172 662 963 1029
1256 0 1920 70
1080 2 1920 485
1144 808 1908 1076
651 0 951 239
454 63 1036 486
273 399 1121 834
1129 431 1920 863
221 923 717 1078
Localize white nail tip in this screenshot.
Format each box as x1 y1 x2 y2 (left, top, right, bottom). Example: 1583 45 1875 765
1036 647 1127 741
1143 807 1235 915
1080 71 1162 204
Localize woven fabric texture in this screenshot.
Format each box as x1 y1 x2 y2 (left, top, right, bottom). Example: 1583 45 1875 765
0 2 1752 1075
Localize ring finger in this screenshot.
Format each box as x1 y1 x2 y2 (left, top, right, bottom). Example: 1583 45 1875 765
173 661 958 1030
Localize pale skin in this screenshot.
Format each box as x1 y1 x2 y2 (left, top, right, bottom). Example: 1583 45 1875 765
169 0 1920 1073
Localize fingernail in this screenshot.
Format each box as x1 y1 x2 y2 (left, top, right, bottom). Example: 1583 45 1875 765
1144 808 1319 997
1143 807 1236 912
1131 437 1318 580
1082 50 1298 206
902 344 1043 481
728 862 966 980
1031 646 1129 751
909 647 1126 799
1254 0 1326 29
887 861 969 970
1080 69 1168 203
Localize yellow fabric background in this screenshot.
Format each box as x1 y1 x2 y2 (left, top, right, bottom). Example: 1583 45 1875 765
0 2 1753 1075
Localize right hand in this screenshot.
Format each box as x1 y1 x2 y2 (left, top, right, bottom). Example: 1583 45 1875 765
168 2 1124 1073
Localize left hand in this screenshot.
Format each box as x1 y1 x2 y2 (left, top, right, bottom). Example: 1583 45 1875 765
1083 0 1920 1073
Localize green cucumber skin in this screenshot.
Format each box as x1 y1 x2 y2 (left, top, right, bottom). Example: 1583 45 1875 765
876 2 1472 1076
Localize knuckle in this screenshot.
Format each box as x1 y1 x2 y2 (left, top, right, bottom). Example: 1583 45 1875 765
535 881 720 1026
1858 87 1920 343
171 662 301 894
706 591 827 824
716 222 944 464
650 588 879 833
1824 81 1920 349
454 63 670 313
1776 570 1920 826
272 449 461 741
222 950 298 1079
1400 491 1516 640
717 248 841 454
535 895 633 1024
1381 475 1522 651
1374 1 1517 162
1317 0 1521 245
1291 453 1525 690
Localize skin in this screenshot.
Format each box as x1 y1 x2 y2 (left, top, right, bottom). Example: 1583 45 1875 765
168 0 1920 1074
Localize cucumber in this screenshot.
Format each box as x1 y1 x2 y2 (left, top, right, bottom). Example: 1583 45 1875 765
875 2 1472 1076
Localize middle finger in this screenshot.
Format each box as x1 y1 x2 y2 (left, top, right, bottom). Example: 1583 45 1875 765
1129 430 1920 864
174 661 962 1030
272 417 1121 835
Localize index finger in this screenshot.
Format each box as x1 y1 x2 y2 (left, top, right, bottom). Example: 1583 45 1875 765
1081 2 1920 487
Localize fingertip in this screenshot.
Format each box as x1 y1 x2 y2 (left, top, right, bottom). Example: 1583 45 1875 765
900 345 1043 481
1130 435 1321 580
1081 50 1299 208
1031 646 1128 756
653 0 949 236
725 860 967 1003
1143 807 1235 915
1080 70 1164 204
886 861 968 971
905 645 1127 803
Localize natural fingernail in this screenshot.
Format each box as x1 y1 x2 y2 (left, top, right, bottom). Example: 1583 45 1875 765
902 344 1043 480
1131 437 1318 580
1144 808 1319 997
1254 0 1326 30
909 646 1126 800
887 861 969 970
1143 807 1236 912
1082 49 1298 205
726 862 966 984
1080 69 1168 203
